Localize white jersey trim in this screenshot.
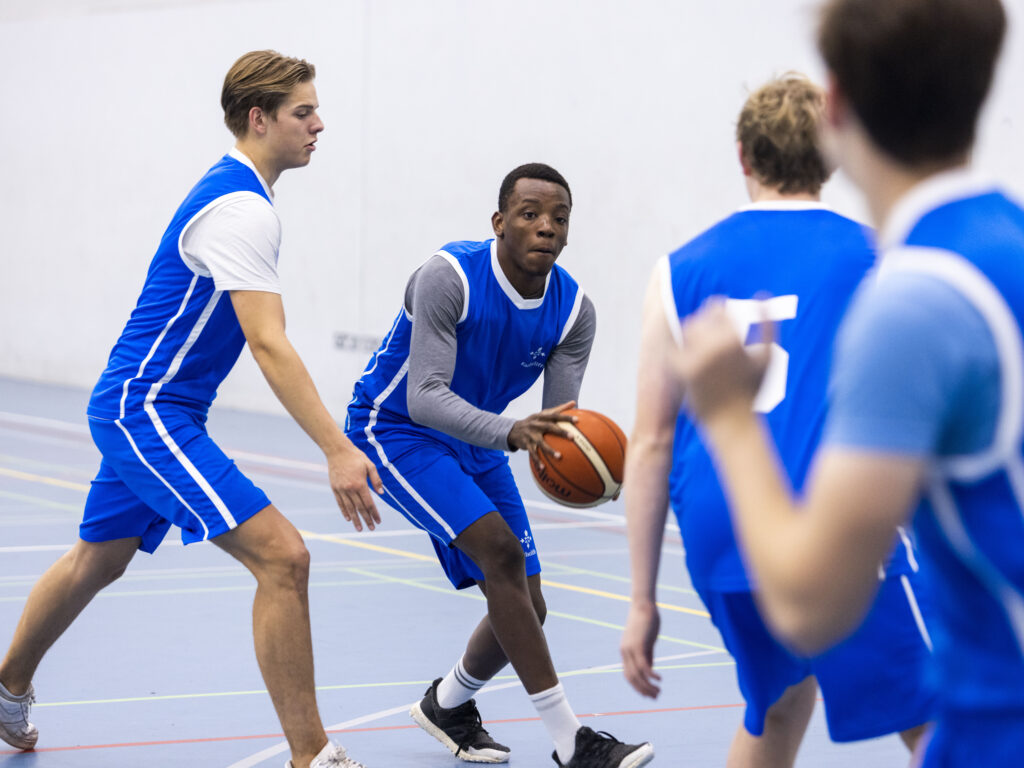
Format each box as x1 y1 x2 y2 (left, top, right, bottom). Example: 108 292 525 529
363 358 457 539
490 239 550 310
656 254 684 348
435 251 470 324
879 168 998 251
737 200 831 212
118 274 201 420
879 247 1024 480
228 147 274 200
929 477 1024 657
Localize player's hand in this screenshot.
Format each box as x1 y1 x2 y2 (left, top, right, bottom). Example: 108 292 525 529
507 400 577 470
327 445 383 532
621 602 662 698
676 298 772 422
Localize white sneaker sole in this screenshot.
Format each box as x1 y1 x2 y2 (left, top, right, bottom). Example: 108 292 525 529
0 721 38 751
409 701 510 764
618 742 655 768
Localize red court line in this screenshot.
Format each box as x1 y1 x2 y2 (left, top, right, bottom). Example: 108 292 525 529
0 702 745 755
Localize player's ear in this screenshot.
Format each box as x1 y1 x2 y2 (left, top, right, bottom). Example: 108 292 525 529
492 210 505 238
248 106 268 136
737 141 751 176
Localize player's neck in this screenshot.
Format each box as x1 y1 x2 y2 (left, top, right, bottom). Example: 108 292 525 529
856 151 969 235
745 178 819 204
234 140 280 188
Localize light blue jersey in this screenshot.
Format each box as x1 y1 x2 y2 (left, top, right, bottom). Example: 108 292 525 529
662 202 908 591
825 170 1024 718
88 153 271 420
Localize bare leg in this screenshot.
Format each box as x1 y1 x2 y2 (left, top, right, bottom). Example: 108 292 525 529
726 676 817 768
461 574 547 680
454 512 557 694
0 538 140 695
214 505 326 768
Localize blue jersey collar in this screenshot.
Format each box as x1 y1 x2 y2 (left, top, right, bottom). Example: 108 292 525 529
880 167 997 251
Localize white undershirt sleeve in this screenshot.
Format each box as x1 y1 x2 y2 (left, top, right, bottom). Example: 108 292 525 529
180 193 283 293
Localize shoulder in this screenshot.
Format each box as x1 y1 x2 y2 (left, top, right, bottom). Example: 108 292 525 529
839 266 994 375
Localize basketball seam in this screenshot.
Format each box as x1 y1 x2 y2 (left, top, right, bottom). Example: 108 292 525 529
590 412 627 458
562 423 617 498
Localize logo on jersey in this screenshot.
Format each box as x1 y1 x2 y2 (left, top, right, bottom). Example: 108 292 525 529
521 346 546 369
520 529 536 557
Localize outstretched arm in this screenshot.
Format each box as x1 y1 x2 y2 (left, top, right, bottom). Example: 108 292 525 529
621 266 684 697
231 290 382 531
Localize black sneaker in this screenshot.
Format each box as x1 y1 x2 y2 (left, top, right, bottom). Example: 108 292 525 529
410 678 511 763
552 726 654 768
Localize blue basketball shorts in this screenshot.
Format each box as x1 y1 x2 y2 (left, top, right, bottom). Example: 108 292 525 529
700 573 936 742
921 708 1024 767
347 414 539 590
81 409 271 553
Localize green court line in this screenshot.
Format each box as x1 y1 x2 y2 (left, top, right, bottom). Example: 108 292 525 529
345 566 724 652
544 561 699 597
34 658 732 709
0 489 81 512
0 454 94 480
0 577 442 602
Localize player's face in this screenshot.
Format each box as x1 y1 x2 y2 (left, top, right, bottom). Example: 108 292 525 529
265 80 324 171
492 178 571 288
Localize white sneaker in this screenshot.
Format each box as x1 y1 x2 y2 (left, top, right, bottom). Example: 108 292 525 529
285 740 367 768
0 681 38 750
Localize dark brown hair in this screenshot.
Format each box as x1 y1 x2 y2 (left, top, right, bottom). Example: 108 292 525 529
818 0 1005 166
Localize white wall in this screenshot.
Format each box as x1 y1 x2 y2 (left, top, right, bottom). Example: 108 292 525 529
2 0 1023 432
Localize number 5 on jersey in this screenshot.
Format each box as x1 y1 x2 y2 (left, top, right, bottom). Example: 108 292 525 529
724 296 798 413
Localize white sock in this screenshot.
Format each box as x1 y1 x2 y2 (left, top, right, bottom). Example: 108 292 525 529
530 683 581 764
436 657 487 710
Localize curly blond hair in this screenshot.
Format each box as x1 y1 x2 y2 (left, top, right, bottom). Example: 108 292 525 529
736 73 828 195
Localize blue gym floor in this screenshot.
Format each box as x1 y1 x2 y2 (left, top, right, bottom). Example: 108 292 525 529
0 377 912 766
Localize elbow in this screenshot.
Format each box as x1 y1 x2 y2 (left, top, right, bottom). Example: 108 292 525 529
758 594 853 656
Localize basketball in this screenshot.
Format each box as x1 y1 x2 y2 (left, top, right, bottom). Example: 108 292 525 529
529 408 627 508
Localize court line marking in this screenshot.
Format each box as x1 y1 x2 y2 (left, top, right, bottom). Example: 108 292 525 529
301 529 710 618
1 695 743 757
0 466 90 492
0 489 80 511
226 651 731 768
27 651 729 710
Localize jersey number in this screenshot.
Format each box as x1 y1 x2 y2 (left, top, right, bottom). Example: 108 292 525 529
724 296 798 413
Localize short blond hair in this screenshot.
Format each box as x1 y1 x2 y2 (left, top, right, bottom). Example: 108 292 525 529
736 73 828 195
221 50 316 138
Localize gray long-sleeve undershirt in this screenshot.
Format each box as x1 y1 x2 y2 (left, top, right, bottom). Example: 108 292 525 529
405 254 596 452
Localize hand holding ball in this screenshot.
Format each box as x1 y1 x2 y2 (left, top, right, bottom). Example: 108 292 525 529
529 408 627 508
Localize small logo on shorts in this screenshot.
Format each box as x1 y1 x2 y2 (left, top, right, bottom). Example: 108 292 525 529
520 529 536 557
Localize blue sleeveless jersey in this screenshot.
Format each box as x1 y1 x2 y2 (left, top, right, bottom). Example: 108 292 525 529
88 155 271 420
881 188 1024 712
349 239 582 430
664 204 913 590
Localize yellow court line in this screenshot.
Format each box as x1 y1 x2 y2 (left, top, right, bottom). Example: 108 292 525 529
0 466 90 492
301 530 436 562
299 529 710 618
541 579 710 618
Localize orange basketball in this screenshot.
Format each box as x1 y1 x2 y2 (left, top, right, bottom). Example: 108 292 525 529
529 408 627 508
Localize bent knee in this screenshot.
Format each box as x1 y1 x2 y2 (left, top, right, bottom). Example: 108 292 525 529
255 540 311 591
